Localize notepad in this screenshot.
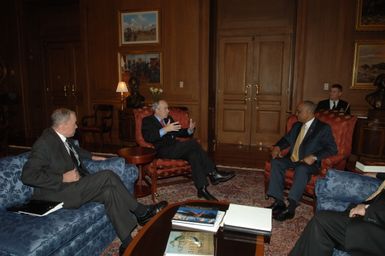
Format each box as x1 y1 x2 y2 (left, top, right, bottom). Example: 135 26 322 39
223 203 272 236
7 200 64 217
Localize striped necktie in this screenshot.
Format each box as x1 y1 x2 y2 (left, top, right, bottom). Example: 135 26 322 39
65 139 88 176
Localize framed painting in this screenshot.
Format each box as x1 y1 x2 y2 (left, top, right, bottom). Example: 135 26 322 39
120 10 159 45
356 0 385 31
119 52 161 85
351 41 385 89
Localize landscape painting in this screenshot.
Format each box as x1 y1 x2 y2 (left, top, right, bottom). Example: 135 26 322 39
120 10 159 45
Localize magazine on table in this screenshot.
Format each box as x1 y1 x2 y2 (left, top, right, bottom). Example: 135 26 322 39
172 205 218 226
172 210 225 233
7 200 64 217
164 230 214 256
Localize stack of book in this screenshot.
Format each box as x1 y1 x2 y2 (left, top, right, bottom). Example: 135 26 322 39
223 203 272 236
355 160 385 173
171 205 225 233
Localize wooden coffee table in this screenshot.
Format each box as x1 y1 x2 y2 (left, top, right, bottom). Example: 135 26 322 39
124 200 268 256
117 147 156 198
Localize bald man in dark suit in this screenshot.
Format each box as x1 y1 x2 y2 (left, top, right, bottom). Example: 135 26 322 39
267 101 337 221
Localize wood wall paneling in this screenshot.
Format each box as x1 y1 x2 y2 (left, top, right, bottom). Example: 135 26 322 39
296 0 385 115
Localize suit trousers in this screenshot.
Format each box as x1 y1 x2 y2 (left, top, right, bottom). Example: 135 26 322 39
289 210 385 256
157 140 214 189
267 157 318 202
36 170 139 241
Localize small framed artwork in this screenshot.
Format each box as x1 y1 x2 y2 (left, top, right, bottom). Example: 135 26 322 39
119 52 161 84
351 41 385 89
356 0 385 31
119 10 159 45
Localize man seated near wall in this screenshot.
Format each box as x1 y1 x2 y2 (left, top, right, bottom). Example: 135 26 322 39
290 174 385 256
316 84 351 114
21 108 167 255
266 101 337 221
141 100 235 201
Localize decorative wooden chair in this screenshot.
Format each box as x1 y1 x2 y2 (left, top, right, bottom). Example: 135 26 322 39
78 104 114 149
264 111 357 208
133 106 192 202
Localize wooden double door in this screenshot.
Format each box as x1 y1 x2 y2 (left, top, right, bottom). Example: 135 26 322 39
216 34 292 146
44 41 84 119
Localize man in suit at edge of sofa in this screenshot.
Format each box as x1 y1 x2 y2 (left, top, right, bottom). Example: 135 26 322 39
21 108 167 256
141 100 235 201
266 101 338 221
289 179 385 256
316 84 351 114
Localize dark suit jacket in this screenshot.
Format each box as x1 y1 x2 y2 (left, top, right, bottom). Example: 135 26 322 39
316 99 350 114
275 118 337 167
344 189 385 254
21 128 92 200
141 115 191 153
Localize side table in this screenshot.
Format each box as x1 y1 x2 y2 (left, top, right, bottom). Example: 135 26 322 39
117 147 156 198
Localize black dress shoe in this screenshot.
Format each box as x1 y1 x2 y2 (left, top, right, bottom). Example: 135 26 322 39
266 201 287 217
209 171 235 185
137 201 168 226
119 236 132 256
274 208 295 221
197 186 218 201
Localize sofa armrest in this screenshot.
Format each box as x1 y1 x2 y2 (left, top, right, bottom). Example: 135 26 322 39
82 157 138 194
315 169 381 212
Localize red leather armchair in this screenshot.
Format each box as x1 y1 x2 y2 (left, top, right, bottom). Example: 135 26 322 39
133 106 192 202
264 111 357 207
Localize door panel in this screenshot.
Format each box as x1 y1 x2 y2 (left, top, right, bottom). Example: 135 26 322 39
251 35 290 146
217 34 291 146
44 41 82 122
217 37 253 145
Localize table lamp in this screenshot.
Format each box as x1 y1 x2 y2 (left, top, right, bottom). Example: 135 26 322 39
116 81 129 110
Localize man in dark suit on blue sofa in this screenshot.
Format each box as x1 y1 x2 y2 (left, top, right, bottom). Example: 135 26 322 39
267 101 337 221
290 183 385 256
21 108 167 255
316 84 350 114
141 100 235 201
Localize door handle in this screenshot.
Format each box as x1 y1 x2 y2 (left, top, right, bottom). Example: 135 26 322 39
244 84 252 102
253 83 262 101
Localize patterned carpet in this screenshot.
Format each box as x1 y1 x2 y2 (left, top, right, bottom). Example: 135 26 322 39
100 167 313 256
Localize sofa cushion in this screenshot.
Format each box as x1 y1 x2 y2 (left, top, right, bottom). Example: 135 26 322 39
82 157 138 193
0 153 32 210
0 202 108 256
317 169 381 204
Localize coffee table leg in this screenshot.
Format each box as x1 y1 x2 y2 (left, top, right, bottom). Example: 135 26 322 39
255 235 264 256
135 165 151 198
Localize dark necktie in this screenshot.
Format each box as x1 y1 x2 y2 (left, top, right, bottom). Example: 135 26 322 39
160 119 166 127
332 101 337 110
65 139 88 176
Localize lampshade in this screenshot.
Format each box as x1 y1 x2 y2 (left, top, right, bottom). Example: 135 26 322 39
116 81 128 93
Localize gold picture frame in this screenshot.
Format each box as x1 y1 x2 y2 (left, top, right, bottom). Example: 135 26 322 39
351 41 385 89
118 51 162 85
119 10 160 45
356 0 385 31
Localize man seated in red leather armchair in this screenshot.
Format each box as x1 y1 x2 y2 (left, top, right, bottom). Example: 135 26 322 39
266 101 337 221
141 100 235 201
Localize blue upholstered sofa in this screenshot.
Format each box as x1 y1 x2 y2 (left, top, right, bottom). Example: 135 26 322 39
0 152 138 256
315 169 382 256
